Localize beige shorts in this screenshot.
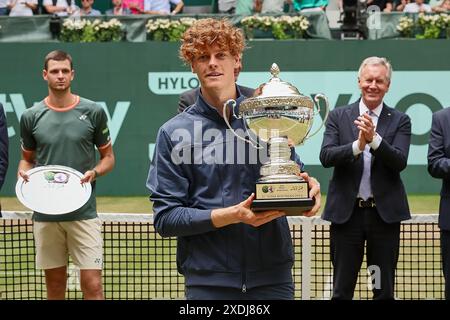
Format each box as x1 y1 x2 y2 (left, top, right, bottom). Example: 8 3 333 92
33 218 103 270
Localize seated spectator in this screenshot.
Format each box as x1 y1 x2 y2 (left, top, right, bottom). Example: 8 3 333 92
43 0 79 16
218 0 237 13
432 0 450 12
403 0 432 12
235 0 254 14
139 0 184 14
395 0 410 11
106 0 131 15
7 0 37 16
80 0 100 15
367 0 393 12
294 0 328 12
254 0 289 14
122 0 144 14
1 0 8 15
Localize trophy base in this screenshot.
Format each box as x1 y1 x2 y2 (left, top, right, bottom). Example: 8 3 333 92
252 198 315 216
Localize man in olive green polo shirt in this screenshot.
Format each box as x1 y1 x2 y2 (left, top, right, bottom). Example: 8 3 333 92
17 50 115 300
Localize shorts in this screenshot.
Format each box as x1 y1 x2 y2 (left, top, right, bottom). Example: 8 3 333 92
33 218 103 270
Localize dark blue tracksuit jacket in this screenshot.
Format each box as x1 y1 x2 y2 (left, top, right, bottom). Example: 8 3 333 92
147 89 304 291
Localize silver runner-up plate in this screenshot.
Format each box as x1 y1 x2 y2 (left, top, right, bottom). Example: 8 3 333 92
15 165 92 215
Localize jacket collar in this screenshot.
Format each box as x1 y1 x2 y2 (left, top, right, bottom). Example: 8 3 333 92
193 85 247 123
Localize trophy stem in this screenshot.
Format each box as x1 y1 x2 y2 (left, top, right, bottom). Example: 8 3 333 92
259 136 301 182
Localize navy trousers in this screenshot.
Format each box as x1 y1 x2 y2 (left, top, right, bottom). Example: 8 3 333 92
185 283 294 300
441 230 450 300
330 205 400 300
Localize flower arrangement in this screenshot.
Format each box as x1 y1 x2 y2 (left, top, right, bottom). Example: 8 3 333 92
396 16 414 38
416 13 449 39
397 13 449 39
241 15 310 40
59 18 124 42
146 18 197 42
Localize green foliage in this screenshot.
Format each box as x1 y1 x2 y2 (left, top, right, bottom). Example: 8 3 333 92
397 13 449 39
59 18 124 43
241 15 309 40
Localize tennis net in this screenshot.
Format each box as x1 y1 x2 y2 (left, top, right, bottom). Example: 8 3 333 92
0 212 444 300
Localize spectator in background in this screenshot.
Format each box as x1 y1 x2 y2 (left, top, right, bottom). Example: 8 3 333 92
235 0 254 14
218 0 237 13
367 0 393 12
0 103 9 218
403 0 432 12
122 0 144 14
433 0 450 12
106 0 131 15
43 0 79 16
428 105 450 300
139 0 184 15
0 0 8 15
7 0 37 16
294 0 327 12
80 0 101 16
394 0 409 11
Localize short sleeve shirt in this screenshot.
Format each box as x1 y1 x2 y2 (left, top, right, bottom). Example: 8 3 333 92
20 96 111 222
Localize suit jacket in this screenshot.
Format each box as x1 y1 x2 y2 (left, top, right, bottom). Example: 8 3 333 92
428 107 450 230
0 103 8 190
177 85 255 114
320 101 411 224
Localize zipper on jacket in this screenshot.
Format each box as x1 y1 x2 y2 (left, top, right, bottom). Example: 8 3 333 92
241 224 247 293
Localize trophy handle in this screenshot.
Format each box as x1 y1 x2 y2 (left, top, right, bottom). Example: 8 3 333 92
305 93 330 140
223 99 262 149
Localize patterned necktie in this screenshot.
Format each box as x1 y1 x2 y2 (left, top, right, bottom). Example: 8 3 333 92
358 111 375 200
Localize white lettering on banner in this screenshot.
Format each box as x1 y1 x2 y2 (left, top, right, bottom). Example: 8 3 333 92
97 101 130 144
0 93 27 138
1 94 130 146
148 72 199 94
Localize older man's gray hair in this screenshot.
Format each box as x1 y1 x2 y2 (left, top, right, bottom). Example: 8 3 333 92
358 56 392 82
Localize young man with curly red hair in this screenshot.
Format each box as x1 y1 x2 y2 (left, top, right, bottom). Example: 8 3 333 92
147 18 320 300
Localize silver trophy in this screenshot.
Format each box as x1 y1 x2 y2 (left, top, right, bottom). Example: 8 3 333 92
223 63 329 215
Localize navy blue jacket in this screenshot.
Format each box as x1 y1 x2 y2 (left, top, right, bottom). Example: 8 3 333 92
147 89 303 290
320 101 411 224
0 103 9 191
428 107 450 231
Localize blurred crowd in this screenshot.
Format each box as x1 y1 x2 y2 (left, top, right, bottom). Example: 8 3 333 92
0 0 448 17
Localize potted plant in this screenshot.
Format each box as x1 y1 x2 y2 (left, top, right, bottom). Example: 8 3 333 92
240 15 310 40
59 18 125 42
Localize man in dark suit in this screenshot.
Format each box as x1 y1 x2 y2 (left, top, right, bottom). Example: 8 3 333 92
428 106 450 300
0 103 9 217
177 56 254 114
320 56 411 300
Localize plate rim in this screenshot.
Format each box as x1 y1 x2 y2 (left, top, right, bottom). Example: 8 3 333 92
15 165 92 215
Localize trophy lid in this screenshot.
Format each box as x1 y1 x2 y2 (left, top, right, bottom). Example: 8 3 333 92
239 63 313 112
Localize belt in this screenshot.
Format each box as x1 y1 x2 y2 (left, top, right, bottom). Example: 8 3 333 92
357 197 376 208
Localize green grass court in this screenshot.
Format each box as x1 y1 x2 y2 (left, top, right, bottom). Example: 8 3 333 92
0 194 441 214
